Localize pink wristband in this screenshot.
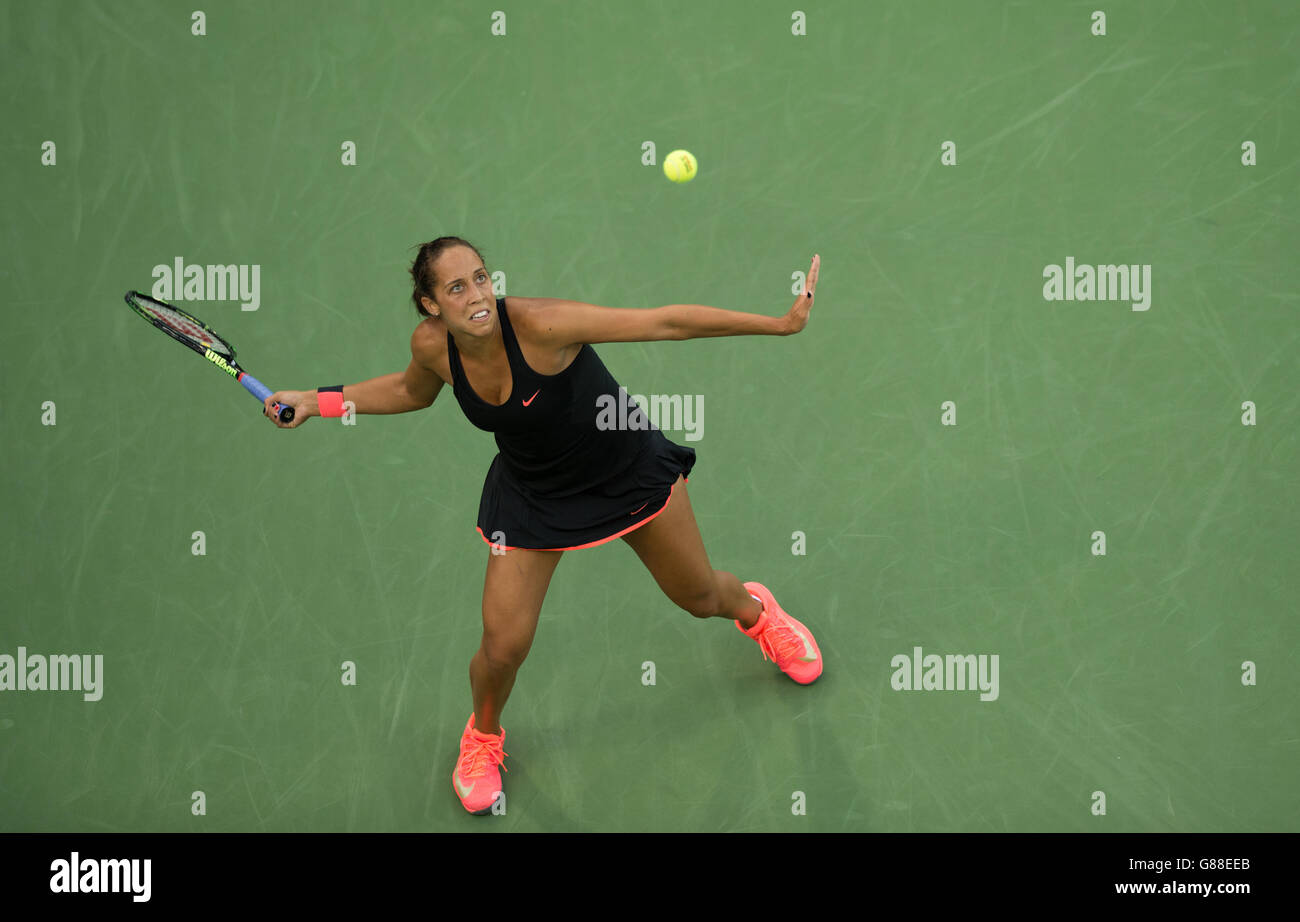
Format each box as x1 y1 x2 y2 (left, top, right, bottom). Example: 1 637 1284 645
317 386 345 417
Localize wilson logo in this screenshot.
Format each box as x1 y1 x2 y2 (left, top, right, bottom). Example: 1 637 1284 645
204 348 239 378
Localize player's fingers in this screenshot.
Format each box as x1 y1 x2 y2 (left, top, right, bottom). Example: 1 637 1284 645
279 403 298 429
265 393 285 424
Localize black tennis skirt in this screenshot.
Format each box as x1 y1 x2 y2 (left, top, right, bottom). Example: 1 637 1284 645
474 430 696 550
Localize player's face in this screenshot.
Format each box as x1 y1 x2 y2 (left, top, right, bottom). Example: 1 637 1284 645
435 248 494 333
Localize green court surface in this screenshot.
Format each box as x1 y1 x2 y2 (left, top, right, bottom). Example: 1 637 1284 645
1 0 1296 832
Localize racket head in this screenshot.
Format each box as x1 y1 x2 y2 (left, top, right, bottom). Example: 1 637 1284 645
124 291 237 362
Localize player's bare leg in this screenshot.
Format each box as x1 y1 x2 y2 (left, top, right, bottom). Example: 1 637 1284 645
470 545 564 735
620 475 762 628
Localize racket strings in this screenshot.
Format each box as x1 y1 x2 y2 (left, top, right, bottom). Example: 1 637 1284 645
126 292 235 357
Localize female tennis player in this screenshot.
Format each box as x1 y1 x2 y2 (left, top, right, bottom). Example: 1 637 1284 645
263 238 823 815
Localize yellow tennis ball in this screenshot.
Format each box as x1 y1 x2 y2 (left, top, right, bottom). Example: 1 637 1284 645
664 149 698 183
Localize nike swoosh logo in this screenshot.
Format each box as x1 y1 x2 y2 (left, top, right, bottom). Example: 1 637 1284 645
795 627 818 663
454 775 475 798
629 501 649 515
522 390 540 406
779 618 818 663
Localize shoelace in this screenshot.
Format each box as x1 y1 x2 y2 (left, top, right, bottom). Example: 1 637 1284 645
756 613 809 665
460 735 509 779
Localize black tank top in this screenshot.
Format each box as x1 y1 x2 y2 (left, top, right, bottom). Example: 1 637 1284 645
446 297 647 497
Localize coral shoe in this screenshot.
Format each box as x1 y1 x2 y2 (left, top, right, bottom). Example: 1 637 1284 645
452 713 508 815
737 581 823 685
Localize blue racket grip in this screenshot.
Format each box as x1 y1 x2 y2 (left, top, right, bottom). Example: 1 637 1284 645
240 372 295 424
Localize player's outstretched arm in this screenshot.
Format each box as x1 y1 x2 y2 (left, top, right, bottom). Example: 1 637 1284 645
651 252 820 339
534 254 820 346
261 326 444 429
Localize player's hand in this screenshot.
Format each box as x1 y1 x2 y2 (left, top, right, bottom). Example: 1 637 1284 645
782 253 819 335
263 390 314 428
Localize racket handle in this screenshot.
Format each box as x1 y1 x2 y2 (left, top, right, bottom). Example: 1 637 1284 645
239 372 296 424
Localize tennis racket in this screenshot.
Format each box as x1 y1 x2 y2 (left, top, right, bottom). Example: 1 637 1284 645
124 291 294 423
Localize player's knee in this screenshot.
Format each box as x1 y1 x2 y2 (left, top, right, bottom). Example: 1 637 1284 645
479 626 531 670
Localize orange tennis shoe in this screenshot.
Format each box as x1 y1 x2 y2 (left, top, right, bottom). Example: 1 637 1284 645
453 713 508 815
736 581 823 684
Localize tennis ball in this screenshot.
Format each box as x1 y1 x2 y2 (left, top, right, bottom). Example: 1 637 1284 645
663 149 698 183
